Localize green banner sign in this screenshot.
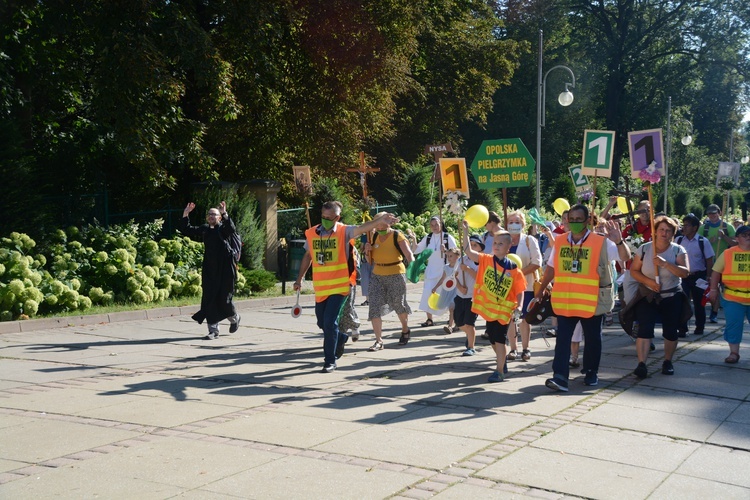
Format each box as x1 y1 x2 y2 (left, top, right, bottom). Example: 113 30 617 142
470 138 535 189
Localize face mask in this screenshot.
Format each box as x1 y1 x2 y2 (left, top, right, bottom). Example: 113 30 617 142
568 221 586 234
377 229 388 235
321 218 336 230
507 222 523 234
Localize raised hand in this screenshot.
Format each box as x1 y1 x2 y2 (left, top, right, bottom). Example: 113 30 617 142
183 202 195 217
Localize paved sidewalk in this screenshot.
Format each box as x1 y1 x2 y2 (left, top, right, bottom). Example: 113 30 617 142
1 286 749 499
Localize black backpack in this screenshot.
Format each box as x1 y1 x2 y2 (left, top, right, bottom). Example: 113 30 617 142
675 234 706 263
371 230 406 261
226 231 242 265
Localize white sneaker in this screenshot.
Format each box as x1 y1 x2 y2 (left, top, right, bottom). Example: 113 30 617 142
351 329 359 342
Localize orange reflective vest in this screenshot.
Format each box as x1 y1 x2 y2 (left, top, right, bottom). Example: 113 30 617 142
305 225 351 302
551 232 605 318
472 254 525 324
720 246 750 304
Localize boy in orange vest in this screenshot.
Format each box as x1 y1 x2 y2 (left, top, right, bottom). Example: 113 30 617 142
462 221 526 382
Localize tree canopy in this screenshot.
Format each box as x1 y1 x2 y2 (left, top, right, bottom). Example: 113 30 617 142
1 0 749 237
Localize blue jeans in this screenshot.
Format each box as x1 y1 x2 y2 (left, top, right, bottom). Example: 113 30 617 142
315 294 347 365
551 315 603 382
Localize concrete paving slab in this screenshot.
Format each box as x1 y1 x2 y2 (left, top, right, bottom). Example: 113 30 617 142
478 446 667 499
169 489 245 499
707 420 750 451
0 413 40 430
77 396 241 428
532 423 699 471
636 362 750 399
599 385 741 420
0 386 145 414
728 401 750 424
650 473 750 500
433 483 522 499
272 393 425 424
87 373 223 399
72 435 279 488
578 400 724 441
159 381 305 408
676 444 750 488
1 289 748 498
0 419 139 462
0 358 108 384
313 424 493 469
0 465 184 499
385 405 539 441
194 410 366 448
200 454 417 499
0 458 27 473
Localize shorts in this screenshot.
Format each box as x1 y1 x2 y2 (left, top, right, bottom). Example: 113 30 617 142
486 320 510 345
453 296 477 327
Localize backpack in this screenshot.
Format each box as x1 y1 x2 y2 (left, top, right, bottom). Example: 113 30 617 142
371 230 406 261
700 220 727 238
675 234 706 263
226 231 242 265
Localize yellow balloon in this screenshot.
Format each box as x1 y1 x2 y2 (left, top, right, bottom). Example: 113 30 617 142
552 198 570 216
428 292 440 310
464 204 490 228
617 196 631 214
507 253 523 268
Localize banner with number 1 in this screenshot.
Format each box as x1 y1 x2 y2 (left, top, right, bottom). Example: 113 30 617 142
581 130 615 177
627 129 665 179
439 158 470 197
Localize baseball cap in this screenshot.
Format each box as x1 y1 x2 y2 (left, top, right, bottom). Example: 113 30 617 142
469 234 485 251
736 225 750 237
706 204 720 214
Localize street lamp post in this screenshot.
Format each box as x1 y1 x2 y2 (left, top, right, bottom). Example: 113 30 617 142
536 29 576 210
664 96 693 213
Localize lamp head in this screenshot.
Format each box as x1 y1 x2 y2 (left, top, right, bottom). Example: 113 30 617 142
558 90 574 107
681 135 693 146
742 155 750 165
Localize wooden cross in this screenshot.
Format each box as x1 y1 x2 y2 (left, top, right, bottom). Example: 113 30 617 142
346 151 380 201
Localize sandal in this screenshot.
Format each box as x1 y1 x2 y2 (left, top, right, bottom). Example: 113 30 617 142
506 350 517 361
368 340 384 351
569 356 580 368
420 319 434 327
442 325 453 334
725 352 740 364
398 330 411 345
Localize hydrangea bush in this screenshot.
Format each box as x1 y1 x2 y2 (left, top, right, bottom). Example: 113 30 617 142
0 220 251 321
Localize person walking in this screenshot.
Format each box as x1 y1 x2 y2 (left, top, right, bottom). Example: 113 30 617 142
630 216 689 379
294 202 397 373
505 210 542 362
534 204 630 391
365 212 414 350
179 201 240 340
462 222 526 383
709 224 750 364
676 214 714 336
701 204 736 323
412 216 457 327
454 235 483 355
